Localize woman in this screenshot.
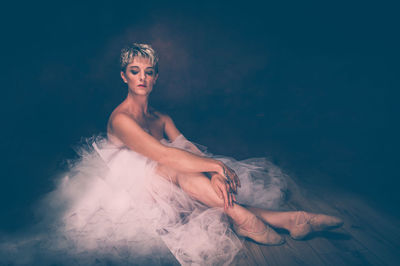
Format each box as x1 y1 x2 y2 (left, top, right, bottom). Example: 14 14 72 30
104 44 342 261
1 43 343 266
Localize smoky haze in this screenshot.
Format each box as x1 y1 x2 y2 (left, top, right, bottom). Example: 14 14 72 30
1 1 398 231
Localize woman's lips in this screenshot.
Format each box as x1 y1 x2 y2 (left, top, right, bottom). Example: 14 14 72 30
138 84 147 87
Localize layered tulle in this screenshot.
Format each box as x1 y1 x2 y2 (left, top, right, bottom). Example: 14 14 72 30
0 135 288 265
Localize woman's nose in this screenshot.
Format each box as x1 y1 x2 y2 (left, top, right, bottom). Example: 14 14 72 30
139 71 146 81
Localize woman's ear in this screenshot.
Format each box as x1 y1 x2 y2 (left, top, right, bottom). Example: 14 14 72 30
120 71 128 83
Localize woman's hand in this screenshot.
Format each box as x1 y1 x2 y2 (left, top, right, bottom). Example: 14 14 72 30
211 173 236 210
218 162 241 194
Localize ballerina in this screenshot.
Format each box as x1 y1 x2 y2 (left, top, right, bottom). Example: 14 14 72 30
0 43 342 266
108 43 343 245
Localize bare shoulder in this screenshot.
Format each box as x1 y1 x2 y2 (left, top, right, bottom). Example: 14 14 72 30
107 105 137 133
109 112 136 132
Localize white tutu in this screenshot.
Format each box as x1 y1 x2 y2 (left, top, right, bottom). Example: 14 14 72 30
0 135 288 265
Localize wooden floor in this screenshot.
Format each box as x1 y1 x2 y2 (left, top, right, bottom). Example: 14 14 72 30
233 178 400 266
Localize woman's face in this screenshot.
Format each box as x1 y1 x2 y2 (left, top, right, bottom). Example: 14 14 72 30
121 56 158 96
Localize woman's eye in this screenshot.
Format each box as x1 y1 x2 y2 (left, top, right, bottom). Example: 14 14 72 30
130 70 139 75
146 71 154 76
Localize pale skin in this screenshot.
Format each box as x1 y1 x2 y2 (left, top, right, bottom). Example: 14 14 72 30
107 56 342 243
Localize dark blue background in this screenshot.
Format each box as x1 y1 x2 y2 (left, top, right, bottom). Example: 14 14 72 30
1 1 398 231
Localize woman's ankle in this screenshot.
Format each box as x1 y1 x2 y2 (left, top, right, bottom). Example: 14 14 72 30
226 204 253 226
253 210 297 231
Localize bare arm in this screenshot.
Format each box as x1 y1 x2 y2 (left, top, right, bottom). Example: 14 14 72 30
111 113 224 175
162 114 240 191
161 113 240 208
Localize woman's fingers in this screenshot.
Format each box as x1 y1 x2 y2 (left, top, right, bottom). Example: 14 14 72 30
217 165 239 208
223 167 235 192
232 177 238 192
220 181 235 209
224 167 238 205
228 169 240 189
225 166 240 192
236 175 241 188
231 187 236 205
229 176 238 194
226 183 232 207
232 170 241 188
234 176 240 189
211 174 236 209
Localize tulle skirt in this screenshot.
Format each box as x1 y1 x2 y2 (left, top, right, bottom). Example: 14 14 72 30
0 135 288 265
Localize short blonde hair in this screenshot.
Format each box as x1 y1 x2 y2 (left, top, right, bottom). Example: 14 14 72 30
120 43 159 73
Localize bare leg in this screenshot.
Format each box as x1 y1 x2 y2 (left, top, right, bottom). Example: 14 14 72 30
246 207 298 230
176 171 259 225
156 165 341 241
156 164 247 223
156 165 283 245
177 172 285 244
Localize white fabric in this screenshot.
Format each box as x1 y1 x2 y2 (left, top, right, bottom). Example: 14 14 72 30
0 135 288 265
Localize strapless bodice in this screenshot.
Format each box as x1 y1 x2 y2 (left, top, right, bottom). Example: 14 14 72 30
92 135 182 165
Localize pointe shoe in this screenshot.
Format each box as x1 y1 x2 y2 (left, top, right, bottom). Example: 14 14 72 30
290 211 343 240
233 215 285 245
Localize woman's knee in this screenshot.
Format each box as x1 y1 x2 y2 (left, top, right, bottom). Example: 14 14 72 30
177 173 225 208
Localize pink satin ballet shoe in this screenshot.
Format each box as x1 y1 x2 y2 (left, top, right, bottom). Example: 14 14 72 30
290 211 343 240
233 215 285 245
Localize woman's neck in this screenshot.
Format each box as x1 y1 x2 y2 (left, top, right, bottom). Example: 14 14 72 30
125 92 149 118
